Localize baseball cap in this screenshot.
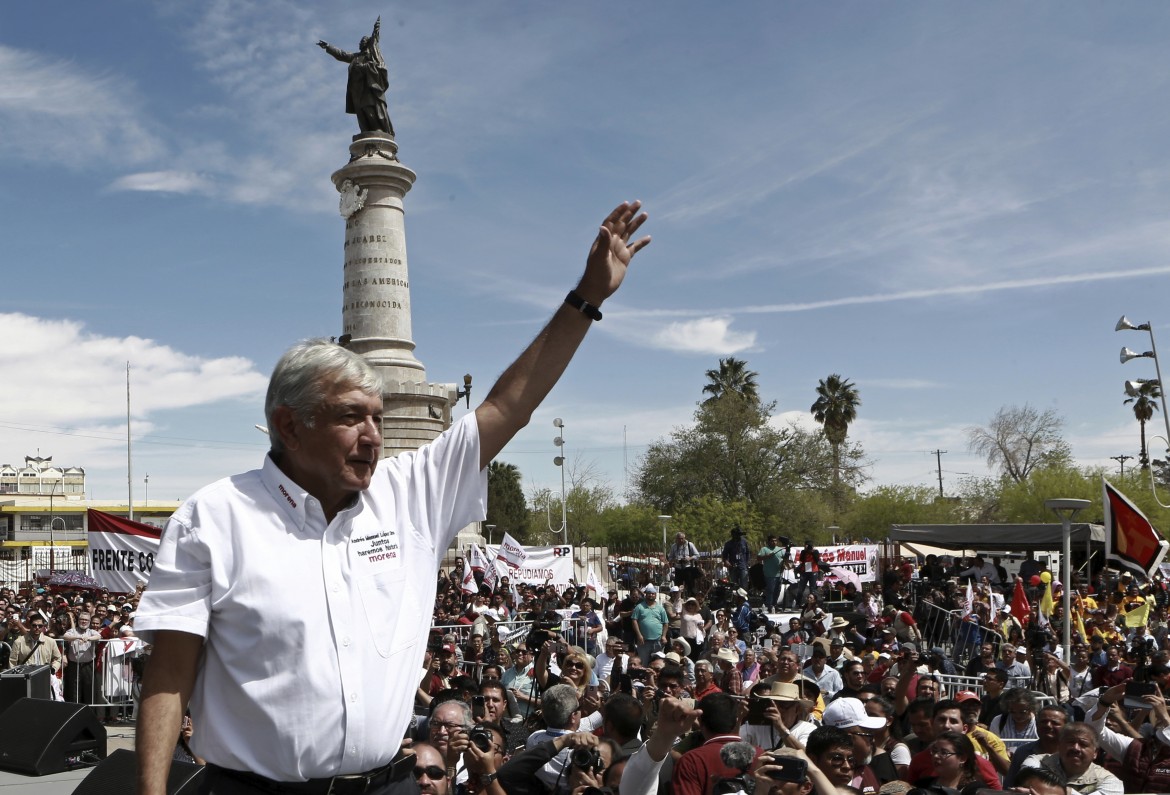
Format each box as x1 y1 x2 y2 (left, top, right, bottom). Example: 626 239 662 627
822 697 886 730
441 643 457 654
955 690 981 704
643 584 658 594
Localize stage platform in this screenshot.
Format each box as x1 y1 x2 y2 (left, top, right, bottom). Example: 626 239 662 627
0 723 135 794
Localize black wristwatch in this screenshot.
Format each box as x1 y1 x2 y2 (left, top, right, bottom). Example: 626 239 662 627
482 771 499 785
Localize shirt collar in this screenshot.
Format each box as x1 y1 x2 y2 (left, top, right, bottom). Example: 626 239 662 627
260 454 366 530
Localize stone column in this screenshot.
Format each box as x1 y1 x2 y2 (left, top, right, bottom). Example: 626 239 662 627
331 132 456 459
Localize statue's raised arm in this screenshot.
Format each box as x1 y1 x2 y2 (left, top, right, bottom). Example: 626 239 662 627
317 18 394 136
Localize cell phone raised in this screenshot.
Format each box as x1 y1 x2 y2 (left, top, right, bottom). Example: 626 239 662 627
472 695 486 720
764 755 808 783
1124 681 1157 710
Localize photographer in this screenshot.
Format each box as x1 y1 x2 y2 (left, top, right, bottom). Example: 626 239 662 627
750 747 833 795
497 726 621 795
739 681 817 751
758 535 789 612
462 721 509 795
1087 681 1170 792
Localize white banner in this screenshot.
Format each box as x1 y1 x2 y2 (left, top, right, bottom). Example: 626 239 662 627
485 543 574 586
816 544 879 584
88 530 160 594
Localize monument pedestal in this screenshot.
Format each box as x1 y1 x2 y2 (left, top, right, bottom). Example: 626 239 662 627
331 133 458 458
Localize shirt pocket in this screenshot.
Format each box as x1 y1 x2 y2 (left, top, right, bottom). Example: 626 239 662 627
357 568 421 658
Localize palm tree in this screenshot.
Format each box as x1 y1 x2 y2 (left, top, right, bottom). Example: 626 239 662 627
811 374 861 500
1125 380 1162 470
702 357 759 404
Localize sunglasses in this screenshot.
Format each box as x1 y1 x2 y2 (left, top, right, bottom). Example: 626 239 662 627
413 765 446 780
562 660 585 670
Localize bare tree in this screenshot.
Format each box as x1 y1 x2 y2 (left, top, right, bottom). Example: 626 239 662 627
966 404 1071 483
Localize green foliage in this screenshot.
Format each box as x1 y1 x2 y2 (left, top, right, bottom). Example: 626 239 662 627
674 496 763 549
487 460 528 542
702 357 760 405
839 485 954 540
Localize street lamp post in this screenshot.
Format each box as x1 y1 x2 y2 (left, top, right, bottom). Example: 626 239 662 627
658 515 672 552
553 418 568 544
1118 315 1170 507
486 524 496 545
1045 498 1090 663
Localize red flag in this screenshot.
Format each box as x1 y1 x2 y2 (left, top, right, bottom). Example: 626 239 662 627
1103 478 1169 579
1011 577 1031 625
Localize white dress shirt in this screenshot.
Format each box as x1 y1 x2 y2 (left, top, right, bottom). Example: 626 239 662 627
136 413 486 781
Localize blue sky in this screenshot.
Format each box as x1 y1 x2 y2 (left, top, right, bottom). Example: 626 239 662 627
2 3 1169 508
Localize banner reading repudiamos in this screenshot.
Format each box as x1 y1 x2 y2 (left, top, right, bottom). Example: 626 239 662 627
483 543 574 586
86 509 162 594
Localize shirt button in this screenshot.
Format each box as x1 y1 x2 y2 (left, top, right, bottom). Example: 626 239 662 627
350 745 357 755
343 637 351 646
350 692 358 702
332 583 340 592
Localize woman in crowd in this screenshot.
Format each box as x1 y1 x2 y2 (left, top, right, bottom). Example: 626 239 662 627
679 597 706 659
988 688 1038 740
919 731 980 791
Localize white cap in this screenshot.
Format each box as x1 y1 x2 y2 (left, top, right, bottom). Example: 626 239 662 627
822 697 886 730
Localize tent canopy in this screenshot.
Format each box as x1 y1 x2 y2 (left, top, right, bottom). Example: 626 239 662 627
889 523 1104 552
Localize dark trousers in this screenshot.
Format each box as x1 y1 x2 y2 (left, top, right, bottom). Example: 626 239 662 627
199 765 420 795
64 659 99 705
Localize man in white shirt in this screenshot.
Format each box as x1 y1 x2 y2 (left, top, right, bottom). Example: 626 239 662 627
63 612 103 705
134 202 651 794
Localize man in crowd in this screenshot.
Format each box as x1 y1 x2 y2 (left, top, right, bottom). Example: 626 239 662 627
1005 705 1068 786
722 527 750 589
631 585 669 664
6 613 61 671
63 611 104 705
804 644 843 699
134 201 652 794
758 535 787 611
999 644 1032 687
672 692 761 795
905 699 1001 788
1022 723 1123 795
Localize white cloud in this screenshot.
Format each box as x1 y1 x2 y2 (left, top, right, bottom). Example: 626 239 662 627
649 317 756 355
0 45 164 167
0 313 268 499
108 171 215 195
0 314 266 421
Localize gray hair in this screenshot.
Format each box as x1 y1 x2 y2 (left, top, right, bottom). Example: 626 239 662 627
541 684 580 729
264 339 382 454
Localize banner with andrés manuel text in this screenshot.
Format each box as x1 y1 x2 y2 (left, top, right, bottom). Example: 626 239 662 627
86 510 161 594
816 544 880 585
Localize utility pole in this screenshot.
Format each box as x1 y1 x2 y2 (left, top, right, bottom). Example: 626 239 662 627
932 450 947 497
1110 454 1133 477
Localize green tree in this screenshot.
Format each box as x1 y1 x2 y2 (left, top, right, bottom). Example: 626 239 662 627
636 396 788 514
966 403 1070 484
811 374 861 510
1125 381 1162 470
702 357 760 405
840 485 954 541
487 460 528 541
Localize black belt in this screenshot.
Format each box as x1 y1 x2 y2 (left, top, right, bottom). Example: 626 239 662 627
208 752 413 794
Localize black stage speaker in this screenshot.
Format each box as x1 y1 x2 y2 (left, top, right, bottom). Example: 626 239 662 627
0 663 52 714
0 698 106 775
73 748 206 795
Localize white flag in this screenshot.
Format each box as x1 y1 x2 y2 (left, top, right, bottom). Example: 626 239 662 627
469 543 489 572
586 566 601 593
461 566 477 594
498 532 529 569
962 581 973 618
483 554 499 591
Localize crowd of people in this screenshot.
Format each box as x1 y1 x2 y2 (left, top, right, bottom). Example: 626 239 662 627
0 581 146 720
399 538 1170 795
